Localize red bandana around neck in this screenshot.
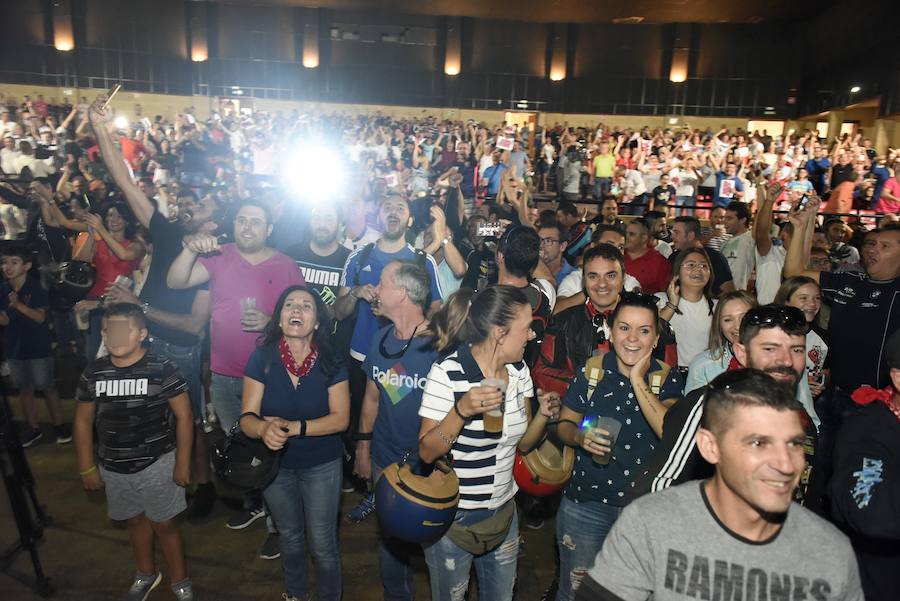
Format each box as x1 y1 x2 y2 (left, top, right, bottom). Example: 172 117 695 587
851 385 900 421
279 337 319 378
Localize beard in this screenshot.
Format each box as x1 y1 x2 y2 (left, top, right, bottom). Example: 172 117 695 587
762 366 802 393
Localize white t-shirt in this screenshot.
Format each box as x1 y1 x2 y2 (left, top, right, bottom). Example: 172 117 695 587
653 240 673 259
655 293 716 367
557 270 641 299
755 244 786 304
721 230 755 291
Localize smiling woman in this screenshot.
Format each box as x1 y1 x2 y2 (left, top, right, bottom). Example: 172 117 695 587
238 285 350 601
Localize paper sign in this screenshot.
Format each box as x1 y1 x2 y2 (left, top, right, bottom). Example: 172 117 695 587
496 137 514 151
719 179 735 199
385 173 399 187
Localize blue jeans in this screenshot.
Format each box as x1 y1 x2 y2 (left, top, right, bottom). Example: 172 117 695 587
592 178 611 200
150 338 202 422
423 502 520 601
555 496 622 601
210 372 243 432
263 458 343 601
373 461 418 601
676 195 694 215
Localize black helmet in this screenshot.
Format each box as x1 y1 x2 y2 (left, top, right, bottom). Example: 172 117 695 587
212 418 281 491
49 261 96 309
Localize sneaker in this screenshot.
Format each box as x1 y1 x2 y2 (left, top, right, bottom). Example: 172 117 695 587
344 492 375 523
259 532 280 560
341 475 356 493
171 579 195 601
124 571 162 601
54 423 73 444
226 506 266 530
186 483 217 522
21 428 43 448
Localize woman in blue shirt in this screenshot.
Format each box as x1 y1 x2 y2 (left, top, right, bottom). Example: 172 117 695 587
553 292 684 601
240 285 350 601
685 290 758 394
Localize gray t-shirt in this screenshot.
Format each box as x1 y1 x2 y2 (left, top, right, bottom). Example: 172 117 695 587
587 481 863 601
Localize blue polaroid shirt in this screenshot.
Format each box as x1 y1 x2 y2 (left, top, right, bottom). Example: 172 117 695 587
713 172 744 207
562 352 684 506
244 344 348 469
363 325 439 470
340 243 443 361
0 277 51 360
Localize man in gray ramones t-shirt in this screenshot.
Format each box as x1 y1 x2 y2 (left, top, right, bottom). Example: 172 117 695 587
576 369 862 601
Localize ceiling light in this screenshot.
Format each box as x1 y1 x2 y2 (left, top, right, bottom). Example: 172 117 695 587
850 86 861 93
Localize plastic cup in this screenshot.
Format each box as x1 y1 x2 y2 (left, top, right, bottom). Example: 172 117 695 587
240 297 257 330
480 377 506 434
585 416 622 466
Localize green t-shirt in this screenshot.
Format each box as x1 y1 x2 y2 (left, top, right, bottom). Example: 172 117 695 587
593 154 615 178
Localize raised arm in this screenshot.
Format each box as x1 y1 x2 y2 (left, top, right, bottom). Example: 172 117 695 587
754 182 781 257
783 197 821 282
167 234 214 289
88 95 154 228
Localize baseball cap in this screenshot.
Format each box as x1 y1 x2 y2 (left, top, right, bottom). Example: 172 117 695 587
886 329 900 369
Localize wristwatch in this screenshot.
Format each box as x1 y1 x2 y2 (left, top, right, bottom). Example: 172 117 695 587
141 302 151 314
441 236 452 247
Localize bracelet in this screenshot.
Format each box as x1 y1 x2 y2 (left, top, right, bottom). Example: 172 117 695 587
665 301 683 315
298 419 307 438
441 236 452 247
453 400 469 421
352 431 373 441
435 428 458 446
79 465 97 476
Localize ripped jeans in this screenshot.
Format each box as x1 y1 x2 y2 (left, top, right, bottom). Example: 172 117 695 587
422 503 520 601
554 496 622 601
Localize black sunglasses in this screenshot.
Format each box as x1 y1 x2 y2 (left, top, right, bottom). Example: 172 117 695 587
743 305 807 332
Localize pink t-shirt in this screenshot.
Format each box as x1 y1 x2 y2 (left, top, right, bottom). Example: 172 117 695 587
200 244 304 377
875 178 900 214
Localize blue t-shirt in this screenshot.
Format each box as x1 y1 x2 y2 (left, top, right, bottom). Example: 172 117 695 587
483 163 507 196
0 277 51 360
244 344 348 469
713 172 744 207
562 352 683 506
556 259 576 286
340 243 443 361
363 325 439 470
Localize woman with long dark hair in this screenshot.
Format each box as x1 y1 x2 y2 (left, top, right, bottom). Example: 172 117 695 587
239 285 350 601
657 247 716 370
72 201 145 359
418 285 559 601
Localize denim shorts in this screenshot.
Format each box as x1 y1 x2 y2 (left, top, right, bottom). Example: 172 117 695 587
8 357 54 391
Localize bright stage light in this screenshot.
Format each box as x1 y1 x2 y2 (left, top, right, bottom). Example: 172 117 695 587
113 116 129 130
278 142 346 204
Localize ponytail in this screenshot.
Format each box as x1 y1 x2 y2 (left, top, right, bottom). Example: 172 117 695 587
426 286 529 353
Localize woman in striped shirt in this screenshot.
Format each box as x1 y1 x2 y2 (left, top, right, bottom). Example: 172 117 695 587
418 286 559 601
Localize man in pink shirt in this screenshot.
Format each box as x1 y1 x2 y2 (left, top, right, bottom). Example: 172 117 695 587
168 199 303 547
876 168 900 214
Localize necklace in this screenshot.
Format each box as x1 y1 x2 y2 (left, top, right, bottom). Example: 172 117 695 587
379 321 425 359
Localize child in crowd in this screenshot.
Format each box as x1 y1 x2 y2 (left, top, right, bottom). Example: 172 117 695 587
73 302 195 601
0 244 70 446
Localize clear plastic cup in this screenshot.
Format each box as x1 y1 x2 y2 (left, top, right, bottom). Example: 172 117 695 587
480 377 506 434
584 416 622 466
240 297 257 331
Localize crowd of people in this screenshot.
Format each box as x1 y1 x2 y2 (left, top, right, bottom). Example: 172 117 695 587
0 88 898 601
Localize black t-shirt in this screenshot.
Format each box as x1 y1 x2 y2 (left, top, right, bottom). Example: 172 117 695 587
139 211 205 347
651 184 677 207
286 241 352 354
77 351 187 474
462 247 496 292
669 246 734 297
452 157 478 199
0 277 51 360
820 271 900 390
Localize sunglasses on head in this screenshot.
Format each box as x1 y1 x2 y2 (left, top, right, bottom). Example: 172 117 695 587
743 305 806 332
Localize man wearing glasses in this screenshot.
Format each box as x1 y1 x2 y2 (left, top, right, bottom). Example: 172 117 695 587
538 222 575 286
628 305 818 504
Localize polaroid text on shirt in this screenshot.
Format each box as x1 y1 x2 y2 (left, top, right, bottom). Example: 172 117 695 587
372 364 427 405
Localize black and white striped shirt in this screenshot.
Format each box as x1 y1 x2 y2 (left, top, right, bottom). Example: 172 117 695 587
419 344 533 509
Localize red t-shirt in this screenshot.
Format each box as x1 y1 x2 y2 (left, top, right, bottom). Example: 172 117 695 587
118 137 147 170
87 238 140 299
875 178 900 214
624 247 672 294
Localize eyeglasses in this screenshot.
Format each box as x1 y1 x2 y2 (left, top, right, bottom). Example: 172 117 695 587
682 261 710 271
743 305 807 332
539 237 560 246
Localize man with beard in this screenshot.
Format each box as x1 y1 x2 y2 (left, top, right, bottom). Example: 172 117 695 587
628 305 821 505
333 194 443 493
167 199 304 556
88 95 221 521
643 210 672 258
287 204 350 310
576 369 862 601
